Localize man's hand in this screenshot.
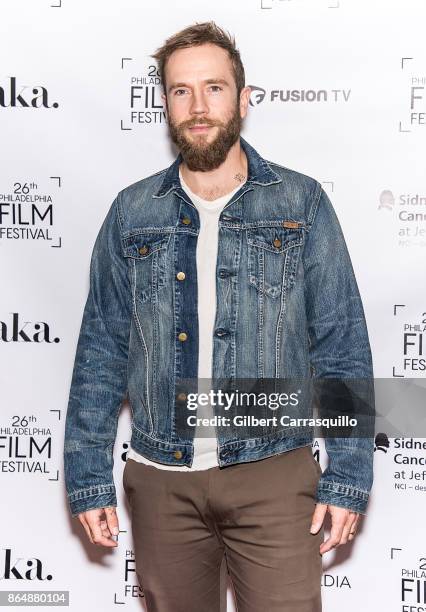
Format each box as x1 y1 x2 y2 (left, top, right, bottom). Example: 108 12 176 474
310 503 360 555
77 506 119 547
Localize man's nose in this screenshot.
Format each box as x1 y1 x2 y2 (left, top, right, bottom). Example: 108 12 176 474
189 89 208 115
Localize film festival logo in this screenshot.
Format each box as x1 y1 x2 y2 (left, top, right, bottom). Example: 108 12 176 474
399 57 425 133
121 550 144 603
0 413 55 477
121 60 166 129
390 304 426 376
378 188 426 248
0 181 62 247
247 84 351 106
397 549 426 609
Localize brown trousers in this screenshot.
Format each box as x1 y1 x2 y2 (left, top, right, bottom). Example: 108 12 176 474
123 444 323 612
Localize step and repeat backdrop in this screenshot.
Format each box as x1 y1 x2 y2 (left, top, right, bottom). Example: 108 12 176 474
1 0 425 610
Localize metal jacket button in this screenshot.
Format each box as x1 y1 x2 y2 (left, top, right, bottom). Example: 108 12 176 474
176 271 186 280
178 332 188 341
174 450 183 460
273 238 282 248
138 245 149 255
214 328 229 337
177 392 187 402
182 217 191 225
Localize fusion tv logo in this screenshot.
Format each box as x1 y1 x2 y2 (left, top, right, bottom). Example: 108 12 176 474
247 84 351 106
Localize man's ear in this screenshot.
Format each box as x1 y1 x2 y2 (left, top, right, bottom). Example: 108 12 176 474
239 86 251 119
161 92 169 119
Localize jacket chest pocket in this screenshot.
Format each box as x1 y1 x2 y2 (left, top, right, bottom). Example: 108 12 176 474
123 232 171 304
246 224 304 299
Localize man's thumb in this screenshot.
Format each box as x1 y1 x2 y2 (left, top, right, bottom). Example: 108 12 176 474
310 503 327 534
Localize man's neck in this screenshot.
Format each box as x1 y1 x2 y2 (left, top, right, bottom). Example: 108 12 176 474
179 140 248 202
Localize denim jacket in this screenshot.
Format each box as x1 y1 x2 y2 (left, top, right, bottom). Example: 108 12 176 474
63 136 375 517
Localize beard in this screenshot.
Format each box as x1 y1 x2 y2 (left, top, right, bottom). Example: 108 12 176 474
167 101 242 172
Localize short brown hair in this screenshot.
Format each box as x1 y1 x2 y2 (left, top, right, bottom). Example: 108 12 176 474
151 21 245 97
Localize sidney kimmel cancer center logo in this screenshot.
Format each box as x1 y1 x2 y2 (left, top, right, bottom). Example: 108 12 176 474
378 188 426 247
247 84 351 106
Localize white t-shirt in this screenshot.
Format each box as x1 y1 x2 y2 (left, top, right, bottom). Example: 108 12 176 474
126 168 245 470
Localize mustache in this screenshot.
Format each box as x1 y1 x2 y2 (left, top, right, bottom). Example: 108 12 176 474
179 118 223 129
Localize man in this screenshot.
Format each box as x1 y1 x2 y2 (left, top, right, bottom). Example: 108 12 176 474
64 21 375 611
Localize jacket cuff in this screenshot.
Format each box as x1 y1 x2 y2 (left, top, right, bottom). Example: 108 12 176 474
316 480 370 514
67 484 117 518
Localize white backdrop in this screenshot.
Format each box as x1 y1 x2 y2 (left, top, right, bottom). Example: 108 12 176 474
1 0 426 610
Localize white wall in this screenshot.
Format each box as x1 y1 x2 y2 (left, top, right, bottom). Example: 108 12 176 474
1 1 426 610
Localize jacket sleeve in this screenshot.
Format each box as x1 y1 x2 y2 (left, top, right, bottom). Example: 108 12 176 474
303 185 375 514
63 193 131 517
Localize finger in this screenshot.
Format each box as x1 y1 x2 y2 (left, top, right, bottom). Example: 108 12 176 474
78 515 94 544
340 512 358 545
86 509 118 548
348 514 360 541
310 503 327 534
99 519 112 537
319 509 348 555
105 507 120 537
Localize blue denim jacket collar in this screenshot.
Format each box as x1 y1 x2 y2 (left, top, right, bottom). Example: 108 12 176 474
153 136 283 199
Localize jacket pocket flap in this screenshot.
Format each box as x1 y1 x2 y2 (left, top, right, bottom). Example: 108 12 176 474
246 224 304 253
123 232 171 259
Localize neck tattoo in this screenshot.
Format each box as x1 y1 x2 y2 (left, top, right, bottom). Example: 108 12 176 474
234 172 246 183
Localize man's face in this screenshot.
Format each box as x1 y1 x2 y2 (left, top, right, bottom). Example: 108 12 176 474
162 43 250 171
